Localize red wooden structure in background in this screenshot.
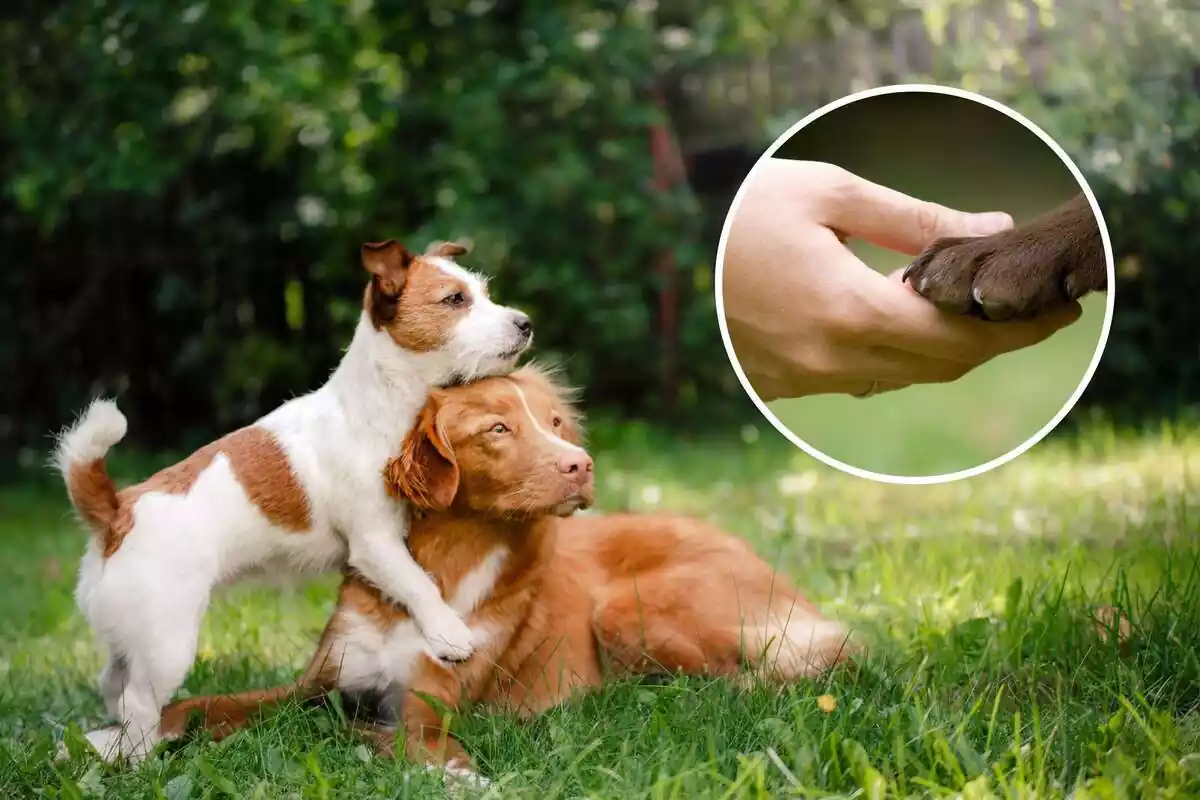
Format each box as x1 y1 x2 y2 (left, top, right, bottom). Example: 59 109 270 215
649 89 688 411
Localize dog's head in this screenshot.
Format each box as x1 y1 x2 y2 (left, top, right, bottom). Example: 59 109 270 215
361 239 532 385
385 365 594 518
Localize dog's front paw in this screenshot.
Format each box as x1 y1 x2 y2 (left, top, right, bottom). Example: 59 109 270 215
57 725 135 765
904 197 1105 321
421 611 475 662
904 232 1090 321
903 235 991 315
428 758 492 790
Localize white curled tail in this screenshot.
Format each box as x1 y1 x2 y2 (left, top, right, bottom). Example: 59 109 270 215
54 399 127 538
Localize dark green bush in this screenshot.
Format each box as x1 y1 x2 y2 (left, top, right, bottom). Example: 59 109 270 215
0 2 725 455
1 1 1197 459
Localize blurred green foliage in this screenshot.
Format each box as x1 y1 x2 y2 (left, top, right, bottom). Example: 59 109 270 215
1 1 718 453
0 0 1198 456
917 0 1200 419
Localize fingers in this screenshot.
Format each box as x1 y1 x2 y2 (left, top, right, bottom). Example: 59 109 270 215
870 272 1083 363
801 378 911 400
763 375 910 401
872 380 910 397
816 166 1013 255
827 341 993 386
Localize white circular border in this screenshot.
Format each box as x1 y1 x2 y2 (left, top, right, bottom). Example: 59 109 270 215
714 83 1116 486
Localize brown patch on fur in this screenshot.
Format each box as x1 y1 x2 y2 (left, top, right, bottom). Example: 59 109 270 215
361 240 472 352
67 458 120 535
361 240 414 297
225 428 312 532
98 427 309 557
905 192 1105 320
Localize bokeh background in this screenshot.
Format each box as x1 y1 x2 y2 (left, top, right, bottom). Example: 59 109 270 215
763 91 1107 476
1 0 1197 469
3 2 1200 796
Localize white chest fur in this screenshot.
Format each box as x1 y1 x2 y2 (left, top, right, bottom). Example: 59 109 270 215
331 546 510 693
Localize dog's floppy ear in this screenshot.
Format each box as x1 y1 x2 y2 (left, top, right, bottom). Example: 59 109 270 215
385 397 459 511
424 240 470 260
362 240 415 297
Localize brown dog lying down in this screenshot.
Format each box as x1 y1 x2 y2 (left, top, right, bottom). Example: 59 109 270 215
904 192 1106 321
141 367 853 781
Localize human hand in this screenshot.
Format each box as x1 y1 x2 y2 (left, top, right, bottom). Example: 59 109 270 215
720 159 1083 401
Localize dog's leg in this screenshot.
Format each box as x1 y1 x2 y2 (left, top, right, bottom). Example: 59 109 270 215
84 613 201 764
592 577 744 678
123 624 200 762
97 653 129 719
388 643 512 786
594 574 855 684
348 521 473 662
904 192 1105 320
152 606 349 747
398 669 478 785
480 621 600 717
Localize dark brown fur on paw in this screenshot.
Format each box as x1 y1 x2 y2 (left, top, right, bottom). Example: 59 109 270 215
903 193 1106 321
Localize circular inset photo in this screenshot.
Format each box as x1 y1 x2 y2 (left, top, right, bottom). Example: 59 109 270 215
716 85 1114 484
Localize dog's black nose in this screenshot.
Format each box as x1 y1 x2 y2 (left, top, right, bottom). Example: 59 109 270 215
513 313 533 339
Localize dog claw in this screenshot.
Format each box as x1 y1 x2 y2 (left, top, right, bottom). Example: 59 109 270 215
1063 272 1084 301
976 296 1016 322
972 287 1011 321
902 262 917 282
932 296 972 315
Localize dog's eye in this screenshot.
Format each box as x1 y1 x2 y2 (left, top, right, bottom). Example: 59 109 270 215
552 416 563 428
442 292 466 307
489 423 510 435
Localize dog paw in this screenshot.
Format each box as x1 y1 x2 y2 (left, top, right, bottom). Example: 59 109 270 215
426 759 491 791
57 726 127 764
903 202 1105 321
422 612 475 662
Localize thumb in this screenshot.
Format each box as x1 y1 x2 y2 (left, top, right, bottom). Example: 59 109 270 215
821 171 1013 255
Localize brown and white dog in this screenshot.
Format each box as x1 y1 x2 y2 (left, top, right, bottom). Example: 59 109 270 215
55 240 533 763
140 366 854 784
904 192 1106 321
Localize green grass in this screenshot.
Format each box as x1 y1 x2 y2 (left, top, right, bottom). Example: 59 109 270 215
769 280 1108 479
2 419 1200 798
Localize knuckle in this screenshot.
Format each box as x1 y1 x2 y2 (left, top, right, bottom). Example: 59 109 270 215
828 305 876 341
813 163 858 203
786 343 840 380
818 286 879 340
811 161 853 187
915 201 946 239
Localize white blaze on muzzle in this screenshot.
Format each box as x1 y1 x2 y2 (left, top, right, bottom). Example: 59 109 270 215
508 382 586 454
